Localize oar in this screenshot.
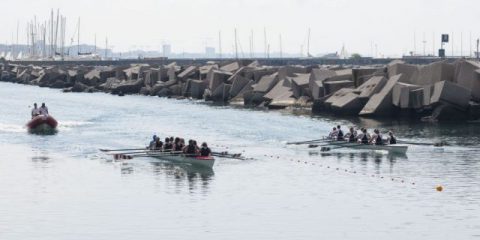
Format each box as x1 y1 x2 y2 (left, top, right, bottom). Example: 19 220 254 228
212 152 245 160
286 138 330 145
397 140 448 147
100 148 147 152
112 151 184 160
106 149 180 155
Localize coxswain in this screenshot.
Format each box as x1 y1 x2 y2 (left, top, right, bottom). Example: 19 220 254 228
346 127 357 142
336 125 344 141
329 127 338 139
200 142 211 157
387 131 397 145
39 103 49 115
148 135 157 150
31 103 40 118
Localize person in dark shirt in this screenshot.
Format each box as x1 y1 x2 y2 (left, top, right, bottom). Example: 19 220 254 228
200 142 211 157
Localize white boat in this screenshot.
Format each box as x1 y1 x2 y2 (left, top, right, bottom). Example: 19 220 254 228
324 140 408 154
147 152 215 168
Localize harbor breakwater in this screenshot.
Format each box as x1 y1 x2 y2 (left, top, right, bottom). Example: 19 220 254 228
1 59 480 122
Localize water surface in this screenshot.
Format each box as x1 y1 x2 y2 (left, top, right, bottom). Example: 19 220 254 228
0 82 479 240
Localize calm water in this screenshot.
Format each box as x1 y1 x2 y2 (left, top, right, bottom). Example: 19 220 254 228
0 82 479 240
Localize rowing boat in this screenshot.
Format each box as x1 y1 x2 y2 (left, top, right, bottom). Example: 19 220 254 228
146 152 215 168
324 140 408 154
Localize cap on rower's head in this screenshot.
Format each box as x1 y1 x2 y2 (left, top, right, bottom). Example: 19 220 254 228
337 125 341 129
202 142 208 147
152 135 157 140
34 103 37 106
41 103 45 106
165 137 170 142
333 127 337 130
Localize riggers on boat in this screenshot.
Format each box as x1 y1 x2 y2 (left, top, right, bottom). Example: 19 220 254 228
146 152 215 168
324 140 408 154
26 115 58 132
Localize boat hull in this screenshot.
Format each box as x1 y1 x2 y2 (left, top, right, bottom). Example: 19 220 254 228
326 141 408 154
148 153 215 168
27 115 58 129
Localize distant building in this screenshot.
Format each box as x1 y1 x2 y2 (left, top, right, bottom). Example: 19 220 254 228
205 47 215 57
162 44 171 57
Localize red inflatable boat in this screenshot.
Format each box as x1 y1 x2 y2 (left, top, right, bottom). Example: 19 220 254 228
27 115 58 130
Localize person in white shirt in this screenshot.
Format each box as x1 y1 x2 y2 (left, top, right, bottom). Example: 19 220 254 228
328 127 338 139
31 103 41 118
39 103 49 115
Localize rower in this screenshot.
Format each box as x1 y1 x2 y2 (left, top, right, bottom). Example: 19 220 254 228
173 137 183 152
193 140 200 152
163 137 173 151
39 103 49 115
328 127 338 139
200 142 211 157
184 140 197 155
154 137 163 150
358 128 370 144
370 129 384 145
31 103 40 118
387 131 397 145
346 127 357 142
336 125 344 141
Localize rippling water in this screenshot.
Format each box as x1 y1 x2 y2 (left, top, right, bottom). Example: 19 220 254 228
0 82 479 240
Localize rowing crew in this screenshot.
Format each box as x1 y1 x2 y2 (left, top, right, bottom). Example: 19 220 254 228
328 125 397 145
148 135 212 156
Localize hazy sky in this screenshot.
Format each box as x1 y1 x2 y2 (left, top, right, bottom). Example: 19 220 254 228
1 0 479 57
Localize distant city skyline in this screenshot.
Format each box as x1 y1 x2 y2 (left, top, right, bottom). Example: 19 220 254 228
1 0 479 58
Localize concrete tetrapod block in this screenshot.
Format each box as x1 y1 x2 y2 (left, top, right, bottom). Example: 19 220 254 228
252 73 279 93
328 69 353 82
264 79 294 100
220 61 241 73
430 80 471 110
207 69 232 91
230 80 254 104
177 66 197 80
353 68 383 87
323 80 354 95
359 74 402 116
309 69 336 99
392 82 421 108
324 88 355 107
410 88 424 109
356 76 387 100
387 62 418 84
290 73 311 98
189 79 207 99
329 91 363 114
229 75 251 97
453 60 480 100
269 94 296 109
415 61 454 86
